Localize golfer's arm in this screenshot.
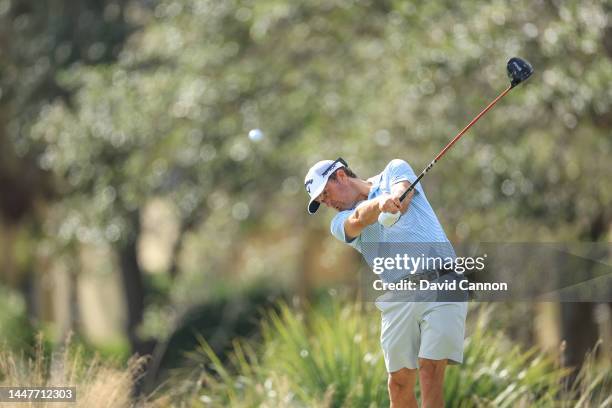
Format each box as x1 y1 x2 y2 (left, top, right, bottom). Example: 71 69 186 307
344 197 383 240
344 180 413 239
391 180 414 201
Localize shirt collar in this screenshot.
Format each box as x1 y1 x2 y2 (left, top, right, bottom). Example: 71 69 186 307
367 173 383 199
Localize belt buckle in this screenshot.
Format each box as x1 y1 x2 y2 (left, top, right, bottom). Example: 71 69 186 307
403 274 418 285
402 270 439 285
421 270 439 282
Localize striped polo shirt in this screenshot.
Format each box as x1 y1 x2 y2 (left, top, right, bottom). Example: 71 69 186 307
330 159 455 283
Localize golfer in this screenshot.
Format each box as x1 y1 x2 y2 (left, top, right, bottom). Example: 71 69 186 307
305 157 467 408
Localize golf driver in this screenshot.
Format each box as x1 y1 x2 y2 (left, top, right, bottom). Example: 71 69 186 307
378 57 533 228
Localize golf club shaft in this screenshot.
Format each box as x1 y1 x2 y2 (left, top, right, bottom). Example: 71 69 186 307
398 84 513 202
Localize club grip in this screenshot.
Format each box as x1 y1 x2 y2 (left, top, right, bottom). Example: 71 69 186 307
378 211 401 228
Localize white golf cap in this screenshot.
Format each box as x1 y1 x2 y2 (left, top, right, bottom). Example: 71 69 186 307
304 158 347 214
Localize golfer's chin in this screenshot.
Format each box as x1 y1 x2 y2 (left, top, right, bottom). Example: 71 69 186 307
335 202 357 212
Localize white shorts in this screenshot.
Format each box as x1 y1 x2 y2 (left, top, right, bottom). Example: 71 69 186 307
376 295 468 373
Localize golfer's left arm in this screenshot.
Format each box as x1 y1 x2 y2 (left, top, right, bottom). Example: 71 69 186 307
343 182 414 239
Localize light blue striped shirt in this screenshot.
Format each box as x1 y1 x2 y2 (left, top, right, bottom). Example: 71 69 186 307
331 159 455 283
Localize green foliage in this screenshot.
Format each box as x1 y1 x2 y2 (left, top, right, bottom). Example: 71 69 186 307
142 280 285 381
445 313 568 407
2 1 610 401
26 0 611 249
188 301 388 407
17 2 611 353
0 0 133 221
0 286 34 352
170 300 610 407
566 341 612 408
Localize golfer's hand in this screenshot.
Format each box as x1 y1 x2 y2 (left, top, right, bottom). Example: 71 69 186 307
394 190 414 215
378 194 402 214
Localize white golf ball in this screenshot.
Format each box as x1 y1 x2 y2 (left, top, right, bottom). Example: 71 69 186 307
248 128 264 142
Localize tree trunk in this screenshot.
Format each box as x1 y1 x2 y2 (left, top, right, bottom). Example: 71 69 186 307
559 302 599 385
559 213 610 385
0 221 18 285
117 210 146 354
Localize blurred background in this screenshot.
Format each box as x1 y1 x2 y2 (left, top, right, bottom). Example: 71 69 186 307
0 0 610 406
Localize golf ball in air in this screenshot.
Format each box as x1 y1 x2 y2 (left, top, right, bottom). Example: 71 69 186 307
248 128 263 142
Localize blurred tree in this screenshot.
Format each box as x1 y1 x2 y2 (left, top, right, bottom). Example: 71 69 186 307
12 0 612 375
0 0 135 335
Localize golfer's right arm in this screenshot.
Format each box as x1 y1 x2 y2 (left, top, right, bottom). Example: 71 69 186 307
344 195 400 240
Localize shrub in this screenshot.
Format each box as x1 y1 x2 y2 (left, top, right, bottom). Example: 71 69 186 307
177 300 610 407
0 334 148 408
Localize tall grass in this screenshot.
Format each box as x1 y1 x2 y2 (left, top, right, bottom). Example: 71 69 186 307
3 303 608 407
565 342 612 408
178 301 610 408
171 300 387 407
0 334 148 408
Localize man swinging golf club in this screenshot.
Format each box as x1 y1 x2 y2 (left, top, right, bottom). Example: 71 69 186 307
304 58 533 407
305 157 467 407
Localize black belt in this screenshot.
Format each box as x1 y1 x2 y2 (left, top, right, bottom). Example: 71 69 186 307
398 269 455 284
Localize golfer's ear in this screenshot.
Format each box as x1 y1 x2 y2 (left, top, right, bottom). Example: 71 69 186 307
337 168 349 182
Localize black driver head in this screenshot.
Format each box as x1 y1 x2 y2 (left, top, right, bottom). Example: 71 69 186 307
507 57 533 88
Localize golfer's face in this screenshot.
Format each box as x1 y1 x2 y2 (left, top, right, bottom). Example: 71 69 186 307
316 177 355 212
